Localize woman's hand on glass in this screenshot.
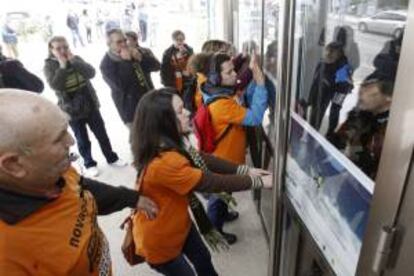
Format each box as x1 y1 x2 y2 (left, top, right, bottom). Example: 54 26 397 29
261 174 273 189
249 167 271 177
250 54 265 85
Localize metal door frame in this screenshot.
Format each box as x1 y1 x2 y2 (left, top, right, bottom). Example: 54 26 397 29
381 151 414 276
356 0 414 274
268 0 296 275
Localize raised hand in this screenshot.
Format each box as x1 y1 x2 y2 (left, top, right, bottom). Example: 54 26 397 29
130 48 142 61
57 53 68 68
120 47 132 61
249 54 265 85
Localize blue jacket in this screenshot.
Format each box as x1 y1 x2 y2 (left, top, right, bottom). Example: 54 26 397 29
201 80 268 126
242 81 268 126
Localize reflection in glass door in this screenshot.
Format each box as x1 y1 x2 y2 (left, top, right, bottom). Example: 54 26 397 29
280 0 408 275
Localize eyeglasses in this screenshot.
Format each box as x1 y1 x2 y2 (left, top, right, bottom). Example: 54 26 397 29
114 39 127 45
54 45 69 51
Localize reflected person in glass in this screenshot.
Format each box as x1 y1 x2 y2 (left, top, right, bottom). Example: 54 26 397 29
307 42 354 136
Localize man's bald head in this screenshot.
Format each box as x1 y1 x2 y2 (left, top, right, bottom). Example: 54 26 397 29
0 89 68 153
0 89 74 196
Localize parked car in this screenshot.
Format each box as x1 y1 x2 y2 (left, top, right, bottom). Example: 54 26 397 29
358 10 406 37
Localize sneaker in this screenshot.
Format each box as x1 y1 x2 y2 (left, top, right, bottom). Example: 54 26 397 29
109 158 127 167
84 166 99 177
220 231 238 245
224 211 239 223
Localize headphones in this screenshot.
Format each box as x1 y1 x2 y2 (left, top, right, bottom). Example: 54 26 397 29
207 53 221 87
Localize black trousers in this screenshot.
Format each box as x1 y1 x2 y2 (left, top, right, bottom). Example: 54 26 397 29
69 109 118 168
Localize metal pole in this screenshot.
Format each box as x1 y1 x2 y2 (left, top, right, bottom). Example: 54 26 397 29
207 0 211 39
268 0 295 275
222 0 234 43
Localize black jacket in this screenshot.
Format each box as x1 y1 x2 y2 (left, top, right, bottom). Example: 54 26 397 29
0 57 44 92
100 52 153 124
160 44 193 87
137 46 160 89
308 56 352 105
43 56 100 120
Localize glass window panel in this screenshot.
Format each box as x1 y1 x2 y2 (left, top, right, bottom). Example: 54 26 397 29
237 0 262 54
284 0 409 274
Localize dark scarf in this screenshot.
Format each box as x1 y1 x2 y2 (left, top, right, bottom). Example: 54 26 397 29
201 81 235 100
0 178 65 224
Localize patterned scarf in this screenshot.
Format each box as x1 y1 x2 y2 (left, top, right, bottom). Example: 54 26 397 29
184 146 235 252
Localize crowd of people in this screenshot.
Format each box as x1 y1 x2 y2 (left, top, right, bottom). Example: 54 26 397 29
0 26 276 275
0 17 400 275
64 4 148 48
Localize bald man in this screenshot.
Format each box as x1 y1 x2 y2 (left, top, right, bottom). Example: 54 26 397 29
0 89 158 275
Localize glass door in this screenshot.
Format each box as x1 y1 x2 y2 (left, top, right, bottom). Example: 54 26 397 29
271 0 412 275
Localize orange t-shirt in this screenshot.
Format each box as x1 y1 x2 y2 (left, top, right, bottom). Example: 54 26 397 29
209 98 247 164
0 167 111 276
133 151 202 264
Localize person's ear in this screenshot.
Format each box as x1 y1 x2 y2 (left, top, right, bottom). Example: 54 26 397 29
0 153 27 179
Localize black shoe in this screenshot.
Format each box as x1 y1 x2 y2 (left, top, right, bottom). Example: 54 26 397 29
224 211 239 222
220 231 238 245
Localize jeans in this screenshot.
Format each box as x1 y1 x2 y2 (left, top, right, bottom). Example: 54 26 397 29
86 27 92 43
69 109 118 168
150 225 218 276
327 103 342 135
207 195 228 232
70 28 84 47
